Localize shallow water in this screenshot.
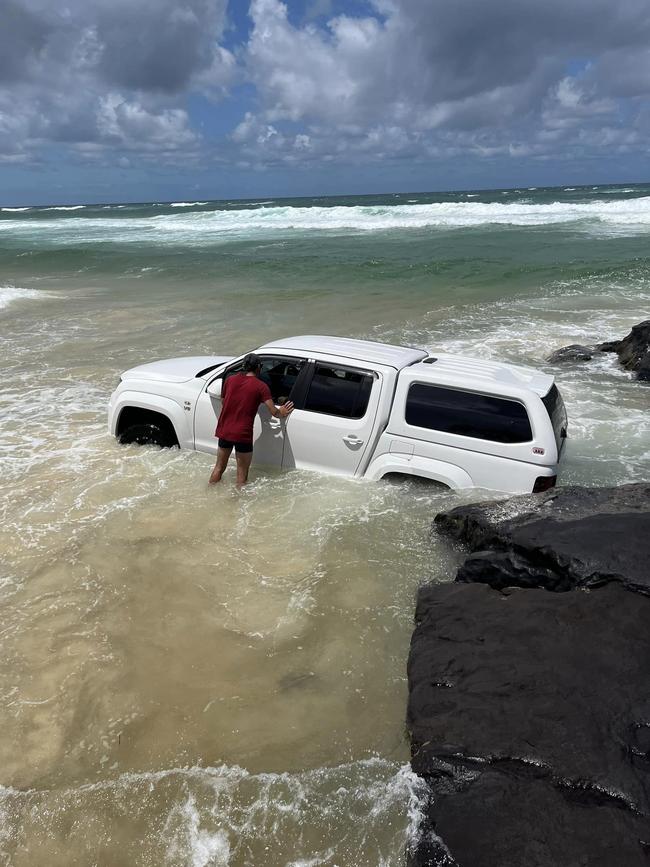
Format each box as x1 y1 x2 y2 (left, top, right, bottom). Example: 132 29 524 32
1 186 649 865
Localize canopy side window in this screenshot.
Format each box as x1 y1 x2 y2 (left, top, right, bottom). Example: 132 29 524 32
405 382 532 443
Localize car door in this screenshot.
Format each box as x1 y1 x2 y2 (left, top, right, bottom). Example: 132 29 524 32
282 361 381 476
193 355 308 467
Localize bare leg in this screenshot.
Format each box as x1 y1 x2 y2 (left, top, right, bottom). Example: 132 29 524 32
235 451 253 486
209 446 232 484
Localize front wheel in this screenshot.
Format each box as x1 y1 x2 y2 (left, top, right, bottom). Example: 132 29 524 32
118 423 178 448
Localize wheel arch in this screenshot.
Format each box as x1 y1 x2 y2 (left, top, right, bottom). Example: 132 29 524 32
364 454 474 490
111 392 188 447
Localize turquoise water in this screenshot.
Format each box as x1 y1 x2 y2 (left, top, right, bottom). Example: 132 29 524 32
0 184 649 866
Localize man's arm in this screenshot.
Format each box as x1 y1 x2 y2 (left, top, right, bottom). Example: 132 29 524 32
265 398 293 418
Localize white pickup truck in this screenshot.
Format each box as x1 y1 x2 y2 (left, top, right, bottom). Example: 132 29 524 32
108 335 567 493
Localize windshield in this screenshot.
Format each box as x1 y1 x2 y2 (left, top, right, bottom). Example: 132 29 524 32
542 383 568 453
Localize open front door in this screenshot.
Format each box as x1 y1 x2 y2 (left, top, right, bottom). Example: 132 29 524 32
193 355 308 468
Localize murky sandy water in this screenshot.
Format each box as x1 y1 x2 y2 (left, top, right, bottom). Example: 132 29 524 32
1 209 649 865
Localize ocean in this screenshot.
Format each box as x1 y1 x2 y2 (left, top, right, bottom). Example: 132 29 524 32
1 184 649 865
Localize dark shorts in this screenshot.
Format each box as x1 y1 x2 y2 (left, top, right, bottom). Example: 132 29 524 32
218 438 253 453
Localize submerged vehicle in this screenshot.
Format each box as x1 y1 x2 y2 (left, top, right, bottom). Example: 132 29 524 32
108 335 567 494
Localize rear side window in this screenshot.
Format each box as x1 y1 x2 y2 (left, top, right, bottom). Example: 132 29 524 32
405 383 532 443
303 365 374 419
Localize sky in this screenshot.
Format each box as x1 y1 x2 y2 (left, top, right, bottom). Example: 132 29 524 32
1 0 650 205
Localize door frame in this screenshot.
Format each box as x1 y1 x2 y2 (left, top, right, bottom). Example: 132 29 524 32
282 359 383 475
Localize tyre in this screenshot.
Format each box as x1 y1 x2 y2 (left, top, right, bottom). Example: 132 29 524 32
118 423 177 448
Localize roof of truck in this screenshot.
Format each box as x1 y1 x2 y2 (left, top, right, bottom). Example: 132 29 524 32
410 354 555 396
256 336 555 396
257 335 428 368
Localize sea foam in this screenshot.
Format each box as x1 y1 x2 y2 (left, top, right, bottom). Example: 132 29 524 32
0 285 48 310
1 196 650 243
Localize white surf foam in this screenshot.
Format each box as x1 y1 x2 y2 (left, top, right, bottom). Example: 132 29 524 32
1 207 30 212
145 195 650 236
170 201 209 207
42 205 85 211
1 758 429 866
0 285 49 310
3 196 650 242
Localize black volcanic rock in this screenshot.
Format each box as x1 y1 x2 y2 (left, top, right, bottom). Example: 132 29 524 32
597 319 650 381
547 319 650 380
407 483 650 866
547 343 595 363
408 583 650 867
434 483 650 595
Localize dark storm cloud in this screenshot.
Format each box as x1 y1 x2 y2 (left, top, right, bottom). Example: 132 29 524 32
394 0 650 103
94 0 228 92
0 0 51 83
0 0 233 162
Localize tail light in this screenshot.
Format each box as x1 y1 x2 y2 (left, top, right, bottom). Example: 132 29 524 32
533 475 557 493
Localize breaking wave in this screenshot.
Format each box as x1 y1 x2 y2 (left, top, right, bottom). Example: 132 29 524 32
2 196 650 243
41 205 86 211
0 285 49 310
0 759 428 866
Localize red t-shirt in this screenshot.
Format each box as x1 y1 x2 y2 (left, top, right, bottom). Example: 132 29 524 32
215 373 272 443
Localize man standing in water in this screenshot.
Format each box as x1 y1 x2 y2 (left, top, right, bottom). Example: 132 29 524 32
209 354 294 486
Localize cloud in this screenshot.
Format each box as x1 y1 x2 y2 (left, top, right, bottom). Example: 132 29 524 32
96 94 199 153
238 0 650 168
0 0 51 84
2 0 650 178
0 0 233 164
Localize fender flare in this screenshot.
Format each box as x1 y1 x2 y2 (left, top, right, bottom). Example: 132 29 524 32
111 391 191 448
363 453 474 490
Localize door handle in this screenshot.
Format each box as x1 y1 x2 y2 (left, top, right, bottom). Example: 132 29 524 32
342 434 364 444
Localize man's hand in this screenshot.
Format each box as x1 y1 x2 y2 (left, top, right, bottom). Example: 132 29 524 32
265 398 294 419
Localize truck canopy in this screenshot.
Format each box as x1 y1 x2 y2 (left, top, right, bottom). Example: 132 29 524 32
415 354 555 397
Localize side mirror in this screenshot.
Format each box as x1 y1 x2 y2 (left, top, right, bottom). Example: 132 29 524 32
207 378 223 398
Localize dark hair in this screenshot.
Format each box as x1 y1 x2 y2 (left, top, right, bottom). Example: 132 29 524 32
242 353 261 372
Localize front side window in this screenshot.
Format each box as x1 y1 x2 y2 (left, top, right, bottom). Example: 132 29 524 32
257 357 305 402
405 383 532 443
303 365 374 419
222 356 306 402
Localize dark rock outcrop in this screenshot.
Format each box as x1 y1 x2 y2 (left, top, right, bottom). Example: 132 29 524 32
434 483 650 595
597 319 650 381
547 343 595 363
408 484 650 867
547 319 650 380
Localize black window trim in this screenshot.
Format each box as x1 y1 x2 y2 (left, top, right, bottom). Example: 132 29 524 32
405 381 533 445
296 360 378 419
